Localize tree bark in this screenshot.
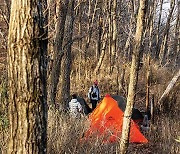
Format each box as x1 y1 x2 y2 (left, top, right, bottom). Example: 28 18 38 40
4 0 11 23
84 0 98 61
159 69 180 105
96 15 103 59
146 55 150 111
174 0 180 64
77 0 83 80
119 0 147 153
110 0 117 73
7 0 48 153
108 0 112 72
49 0 69 106
59 0 75 109
147 0 156 55
117 65 125 95
94 30 108 74
94 1 108 74
159 0 175 64
155 0 163 58
123 0 135 60
151 94 155 124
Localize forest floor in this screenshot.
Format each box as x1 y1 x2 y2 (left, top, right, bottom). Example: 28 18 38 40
0 51 179 153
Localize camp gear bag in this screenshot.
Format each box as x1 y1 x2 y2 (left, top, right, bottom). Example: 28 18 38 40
90 86 98 98
92 92 97 98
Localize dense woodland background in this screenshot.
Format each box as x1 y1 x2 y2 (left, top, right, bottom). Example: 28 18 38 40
0 0 179 153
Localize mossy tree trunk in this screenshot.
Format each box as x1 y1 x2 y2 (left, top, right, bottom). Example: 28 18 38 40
119 0 147 153
7 0 48 153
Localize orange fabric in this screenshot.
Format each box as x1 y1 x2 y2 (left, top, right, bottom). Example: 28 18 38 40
85 95 148 143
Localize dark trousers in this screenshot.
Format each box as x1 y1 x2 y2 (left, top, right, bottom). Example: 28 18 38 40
91 99 98 111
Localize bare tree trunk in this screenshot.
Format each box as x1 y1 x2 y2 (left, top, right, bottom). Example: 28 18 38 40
7 0 48 153
159 0 175 64
77 0 83 81
49 0 69 106
94 1 108 74
155 0 163 57
146 55 150 111
174 0 180 64
147 0 156 55
94 30 108 74
123 33 132 59
123 0 135 60
59 0 75 109
117 65 125 94
151 94 155 124
108 0 112 72
110 0 117 73
96 15 103 59
158 69 180 106
84 0 98 61
3 0 11 23
119 0 147 153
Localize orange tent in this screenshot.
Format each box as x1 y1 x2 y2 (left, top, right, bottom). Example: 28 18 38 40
85 94 148 143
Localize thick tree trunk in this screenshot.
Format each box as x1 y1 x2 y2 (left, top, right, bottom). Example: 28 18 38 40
7 0 48 153
119 0 147 153
59 0 75 109
49 0 69 106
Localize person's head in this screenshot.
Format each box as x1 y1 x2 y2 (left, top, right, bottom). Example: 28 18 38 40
72 94 77 99
94 80 98 86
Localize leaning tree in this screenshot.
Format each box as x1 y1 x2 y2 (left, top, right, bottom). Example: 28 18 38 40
7 0 48 153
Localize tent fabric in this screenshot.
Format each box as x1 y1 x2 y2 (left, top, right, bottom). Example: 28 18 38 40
111 95 127 111
111 95 143 121
132 108 144 121
85 94 148 143
77 97 92 115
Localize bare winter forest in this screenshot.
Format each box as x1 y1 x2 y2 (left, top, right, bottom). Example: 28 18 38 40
0 0 179 153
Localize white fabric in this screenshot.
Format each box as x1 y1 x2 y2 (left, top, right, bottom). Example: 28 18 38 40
88 85 100 101
69 99 82 118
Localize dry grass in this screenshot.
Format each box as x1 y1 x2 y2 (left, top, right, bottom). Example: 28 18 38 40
0 53 179 153
47 109 119 154
148 113 180 154
47 108 179 154
0 71 8 154
1 108 179 153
